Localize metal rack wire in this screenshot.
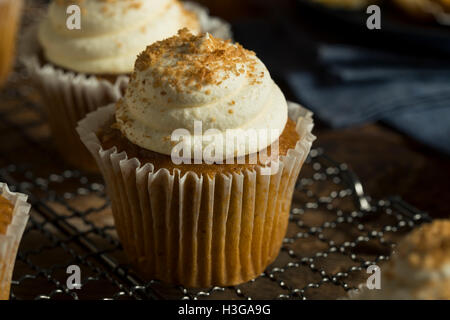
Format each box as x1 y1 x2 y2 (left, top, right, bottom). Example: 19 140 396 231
0 75 431 299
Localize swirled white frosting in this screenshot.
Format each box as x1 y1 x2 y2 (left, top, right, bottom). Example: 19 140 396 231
38 0 200 74
116 30 288 160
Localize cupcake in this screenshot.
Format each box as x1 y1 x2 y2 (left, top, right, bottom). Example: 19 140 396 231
77 29 315 287
22 0 231 172
0 183 31 300
349 220 450 300
0 0 23 88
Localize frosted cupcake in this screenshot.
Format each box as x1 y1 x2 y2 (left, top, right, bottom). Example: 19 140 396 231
0 0 23 88
0 183 31 300
77 29 315 287
349 220 450 300
22 0 231 172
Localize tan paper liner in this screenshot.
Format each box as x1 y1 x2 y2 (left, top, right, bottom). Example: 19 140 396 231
20 2 232 173
0 0 23 87
0 183 31 300
77 102 315 287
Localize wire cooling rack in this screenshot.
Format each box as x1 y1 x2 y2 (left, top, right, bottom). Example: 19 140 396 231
0 76 431 300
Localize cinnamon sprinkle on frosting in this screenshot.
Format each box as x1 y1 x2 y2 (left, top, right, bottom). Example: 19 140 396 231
135 28 258 93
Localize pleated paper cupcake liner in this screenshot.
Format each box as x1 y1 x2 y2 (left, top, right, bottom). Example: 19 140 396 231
20 25 129 172
77 102 315 287
20 1 232 172
0 183 31 300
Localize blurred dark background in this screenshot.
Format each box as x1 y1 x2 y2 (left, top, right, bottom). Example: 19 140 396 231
193 0 450 219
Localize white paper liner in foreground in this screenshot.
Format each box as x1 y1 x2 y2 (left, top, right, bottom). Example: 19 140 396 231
77 102 315 287
0 183 31 300
20 2 232 172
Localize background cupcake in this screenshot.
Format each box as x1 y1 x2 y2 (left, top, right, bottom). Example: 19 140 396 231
0 0 23 88
22 0 232 172
348 220 450 300
77 30 315 287
0 183 31 300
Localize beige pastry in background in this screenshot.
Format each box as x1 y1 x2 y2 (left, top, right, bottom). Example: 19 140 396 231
38 0 201 75
349 220 450 300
